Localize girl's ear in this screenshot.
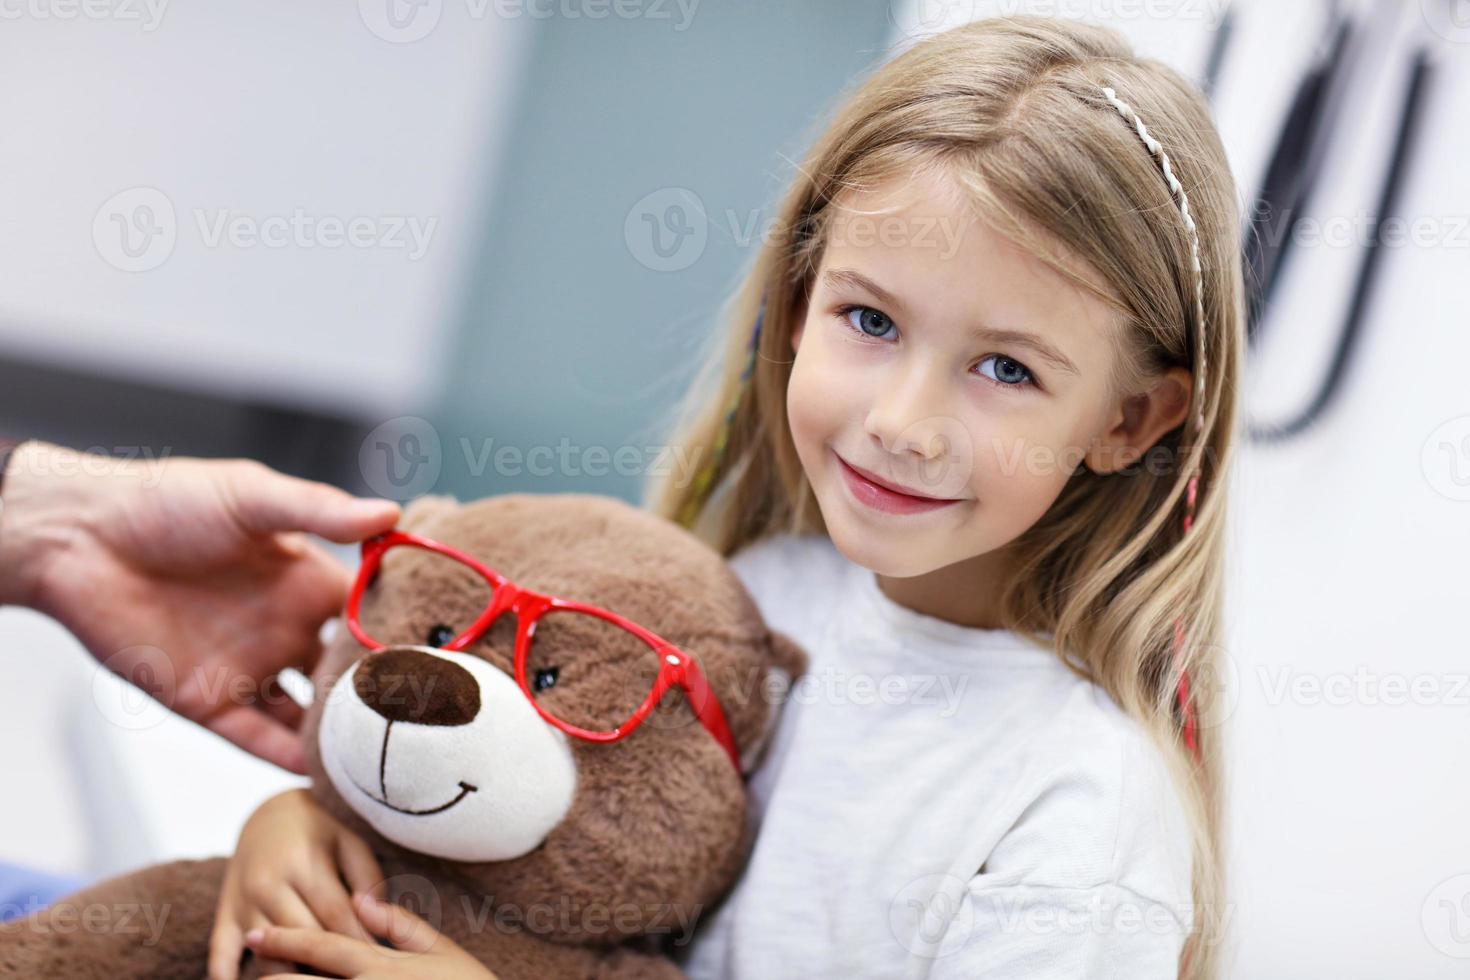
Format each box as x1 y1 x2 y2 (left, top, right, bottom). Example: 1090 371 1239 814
399 493 460 534
1085 366 1194 474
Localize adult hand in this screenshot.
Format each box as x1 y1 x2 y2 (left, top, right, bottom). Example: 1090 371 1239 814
0 439 401 772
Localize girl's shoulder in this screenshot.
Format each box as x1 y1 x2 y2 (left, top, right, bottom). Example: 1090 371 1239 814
975 679 1197 932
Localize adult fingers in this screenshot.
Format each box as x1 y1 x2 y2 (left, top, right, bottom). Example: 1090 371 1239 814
251 657 310 733
273 534 356 625
262 538 356 686
257 684 306 732
189 658 304 753
205 703 307 774
228 462 400 545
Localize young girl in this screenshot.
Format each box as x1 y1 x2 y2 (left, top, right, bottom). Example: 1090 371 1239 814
222 15 1241 980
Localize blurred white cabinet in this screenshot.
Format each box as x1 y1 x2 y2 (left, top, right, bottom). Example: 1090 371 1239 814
0 3 530 419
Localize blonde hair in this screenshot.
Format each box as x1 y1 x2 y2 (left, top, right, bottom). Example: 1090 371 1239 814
645 16 1242 978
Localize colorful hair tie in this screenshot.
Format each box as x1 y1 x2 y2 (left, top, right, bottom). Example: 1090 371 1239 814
676 293 766 529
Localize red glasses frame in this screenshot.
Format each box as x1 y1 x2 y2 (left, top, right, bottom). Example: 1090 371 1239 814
343 529 741 771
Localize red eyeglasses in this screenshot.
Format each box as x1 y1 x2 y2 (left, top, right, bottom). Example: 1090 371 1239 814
344 529 741 772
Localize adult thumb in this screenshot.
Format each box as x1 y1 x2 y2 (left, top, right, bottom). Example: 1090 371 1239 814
232 465 401 544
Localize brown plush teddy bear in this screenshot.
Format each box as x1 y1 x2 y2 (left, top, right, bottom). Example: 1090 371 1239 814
0 493 804 979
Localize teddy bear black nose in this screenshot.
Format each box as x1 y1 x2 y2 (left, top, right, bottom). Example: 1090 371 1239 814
353 648 482 727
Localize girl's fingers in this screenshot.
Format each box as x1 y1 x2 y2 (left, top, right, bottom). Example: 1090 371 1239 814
207 883 250 980
352 892 442 954
206 898 273 980
262 886 324 933
245 925 373 976
297 866 374 942
206 916 244 980
335 832 388 902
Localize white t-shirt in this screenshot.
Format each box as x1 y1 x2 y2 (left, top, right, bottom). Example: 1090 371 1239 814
674 533 1194 979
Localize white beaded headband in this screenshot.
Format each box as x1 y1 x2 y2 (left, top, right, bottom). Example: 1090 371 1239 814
1098 84 1209 447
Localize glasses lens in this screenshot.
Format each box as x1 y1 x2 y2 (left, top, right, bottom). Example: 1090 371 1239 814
357 543 496 650
523 608 668 735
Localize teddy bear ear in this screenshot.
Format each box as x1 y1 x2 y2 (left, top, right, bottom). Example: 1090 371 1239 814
767 629 807 681
399 493 460 535
737 629 807 775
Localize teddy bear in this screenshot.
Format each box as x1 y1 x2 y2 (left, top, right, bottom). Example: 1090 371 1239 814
0 492 805 979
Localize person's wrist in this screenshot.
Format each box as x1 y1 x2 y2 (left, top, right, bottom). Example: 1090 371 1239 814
0 439 93 611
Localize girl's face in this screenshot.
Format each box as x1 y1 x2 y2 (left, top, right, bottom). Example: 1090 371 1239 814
787 167 1191 581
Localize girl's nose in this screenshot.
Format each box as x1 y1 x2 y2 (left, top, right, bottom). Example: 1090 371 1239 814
864 366 952 460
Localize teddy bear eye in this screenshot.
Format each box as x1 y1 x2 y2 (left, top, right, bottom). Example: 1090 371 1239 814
426 624 456 648
532 667 559 692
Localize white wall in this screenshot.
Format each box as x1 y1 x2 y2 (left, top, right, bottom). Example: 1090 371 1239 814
0 2 531 418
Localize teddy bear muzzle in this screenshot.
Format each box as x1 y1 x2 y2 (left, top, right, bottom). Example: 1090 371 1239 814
318 645 578 863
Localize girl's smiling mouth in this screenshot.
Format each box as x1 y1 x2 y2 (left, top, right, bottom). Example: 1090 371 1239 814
833 451 968 516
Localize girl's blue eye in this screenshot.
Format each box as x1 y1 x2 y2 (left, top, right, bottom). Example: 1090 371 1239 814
975 354 1034 388
839 305 896 340
835 303 1037 390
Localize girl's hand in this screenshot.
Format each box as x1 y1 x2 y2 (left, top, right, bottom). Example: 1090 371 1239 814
246 892 501 979
208 789 388 980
